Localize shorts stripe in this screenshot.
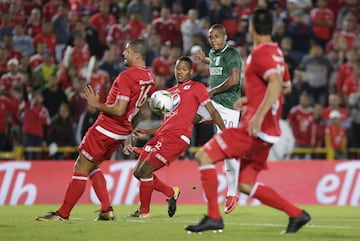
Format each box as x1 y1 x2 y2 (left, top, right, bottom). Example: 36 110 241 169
95 125 130 140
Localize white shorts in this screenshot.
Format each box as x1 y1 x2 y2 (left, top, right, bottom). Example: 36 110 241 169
197 100 240 132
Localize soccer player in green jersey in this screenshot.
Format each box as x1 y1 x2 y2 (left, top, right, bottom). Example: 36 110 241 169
194 24 242 214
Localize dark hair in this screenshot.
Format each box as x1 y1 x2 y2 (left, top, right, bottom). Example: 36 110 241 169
176 56 193 69
251 8 273 35
209 24 227 35
128 39 148 60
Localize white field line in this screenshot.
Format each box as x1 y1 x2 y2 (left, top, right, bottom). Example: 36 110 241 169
68 217 357 230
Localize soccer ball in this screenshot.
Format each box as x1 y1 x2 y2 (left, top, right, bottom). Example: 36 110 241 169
148 90 174 115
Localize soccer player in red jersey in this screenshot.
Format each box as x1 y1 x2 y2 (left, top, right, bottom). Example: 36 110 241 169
186 8 311 234
124 56 225 218
35 39 157 221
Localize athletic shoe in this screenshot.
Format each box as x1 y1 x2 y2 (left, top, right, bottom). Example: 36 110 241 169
224 195 239 214
167 186 181 217
285 210 311 233
35 211 68 221
128 210 152 218
185 215 224 233
95 206 116 221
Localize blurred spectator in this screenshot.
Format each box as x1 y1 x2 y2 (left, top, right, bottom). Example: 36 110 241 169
106 14 132 53
30 41 47 69
12 23 35 56
338 12 357 51
151 43 174 80
335 49 355 94
272 20 288 45
2 36 22 61
170 1 186 27
314 103 326 149
43 0 62 22
33 50 58 90
153 6 181 46
52 2 70 63
348 84 360 150
208 0 221 25
310 0 335 49
280 37 298 78
218 0 239 39
287 93 316 158
21 90 50 160
89 1 116 52
75 105 98 145
336 0 359 31
287 8 313 56
0 58 25 96
67 76 87 124
46 102 75 160
322 93 350 127
126 0 153 24
128 8 147 39
99 46 125 82
58 64 78 92
181 9 202 54
26 8 42 38
342 58 360 104
33 21 57 55
297 44 334 106
0 85 13 151
0 48 8 75
41 73 68 119
325 110 347 159
195 0 209 19
68 33 91 72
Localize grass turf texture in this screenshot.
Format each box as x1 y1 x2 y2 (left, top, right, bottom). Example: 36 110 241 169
0 205 359 241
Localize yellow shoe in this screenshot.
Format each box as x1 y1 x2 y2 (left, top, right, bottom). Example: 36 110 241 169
35 211 68 221
95 206 116 221
167 186 181 217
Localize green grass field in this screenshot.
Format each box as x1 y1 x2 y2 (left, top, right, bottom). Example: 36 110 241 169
0 204 359 241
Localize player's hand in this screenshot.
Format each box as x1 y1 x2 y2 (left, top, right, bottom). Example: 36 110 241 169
233 97 248 111
193 50 206 63
123 136 133 155
83 85 100 108
248 113 263 137
224 195 239 214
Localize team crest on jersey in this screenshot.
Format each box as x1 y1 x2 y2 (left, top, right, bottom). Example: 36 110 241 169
183 85 191 90
172 92 181 110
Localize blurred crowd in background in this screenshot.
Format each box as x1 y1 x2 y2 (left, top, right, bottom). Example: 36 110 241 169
0 0 359 160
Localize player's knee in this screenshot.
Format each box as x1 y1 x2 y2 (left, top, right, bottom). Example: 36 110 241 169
238 183 252 195
194 149 212 166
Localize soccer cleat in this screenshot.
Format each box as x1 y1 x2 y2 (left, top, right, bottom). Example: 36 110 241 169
284 210 311 233
128 210 152 218
167 186 181 217
35 211 68 221
224 195 239 214
185 215 224 233
95 206 116 221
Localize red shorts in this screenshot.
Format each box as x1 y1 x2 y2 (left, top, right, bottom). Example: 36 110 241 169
78 124 126 163
139 132 190 169
203 126 272 185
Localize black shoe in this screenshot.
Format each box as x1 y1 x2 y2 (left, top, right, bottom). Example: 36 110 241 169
285 210 311 233
95 206 116 221
167 186 181 217
185 215 224 233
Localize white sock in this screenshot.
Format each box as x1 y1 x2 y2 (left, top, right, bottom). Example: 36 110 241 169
224 158 240 196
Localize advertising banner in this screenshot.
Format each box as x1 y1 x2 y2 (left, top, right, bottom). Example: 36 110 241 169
0 160 359 206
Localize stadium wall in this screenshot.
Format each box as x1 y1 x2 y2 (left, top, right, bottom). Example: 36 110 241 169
0 160 359 206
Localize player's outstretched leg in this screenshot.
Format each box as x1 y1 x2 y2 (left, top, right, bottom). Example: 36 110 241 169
35 211 68 221
284 210 311 233
167 186 181 217
185 215 224 233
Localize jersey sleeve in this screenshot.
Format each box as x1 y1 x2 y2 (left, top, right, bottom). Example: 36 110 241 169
194 82 210 105
226 48 242 70
115 72 131 102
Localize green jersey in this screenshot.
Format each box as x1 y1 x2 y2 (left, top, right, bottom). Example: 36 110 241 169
208 45 242 109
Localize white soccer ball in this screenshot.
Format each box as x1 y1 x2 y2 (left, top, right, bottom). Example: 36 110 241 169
148 90 174 115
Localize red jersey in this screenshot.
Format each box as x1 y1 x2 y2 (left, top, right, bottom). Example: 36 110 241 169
22 102 50 137
70 47 91 71
152 18 181 46
33 33 56 53
151 56 174 78
29 54 43 68
325 124 346 150
322 107 349 122
96 66 156 135
156 80 210 139
243 42 291 144
336 62 353 93
311 8 334 41
90 13 116 42
89 70 111 103
342 74 359 98
287 105 316 146
0 72 24 91
128 19 147 39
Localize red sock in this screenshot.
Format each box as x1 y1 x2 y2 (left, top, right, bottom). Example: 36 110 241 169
89 168 111 211
153 174 173 198
58 172 88 218
139 177 154 213
251 184 302 217
200 165 221 220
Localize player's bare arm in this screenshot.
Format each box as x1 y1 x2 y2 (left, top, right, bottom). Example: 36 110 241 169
208 67 240 97
204 101 226 130
83 84 128 116
193 50 210 65
248 73 283 137
233 96 248 111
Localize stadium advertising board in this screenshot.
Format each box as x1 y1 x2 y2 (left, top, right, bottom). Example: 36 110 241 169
0 160 359 206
